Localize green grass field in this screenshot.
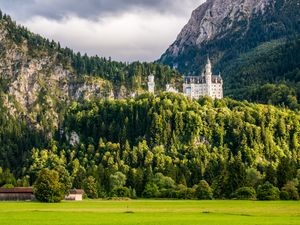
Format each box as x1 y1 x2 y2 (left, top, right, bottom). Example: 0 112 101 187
0 200 299 225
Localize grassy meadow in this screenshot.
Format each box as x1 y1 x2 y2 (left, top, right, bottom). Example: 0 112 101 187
0 200 299 225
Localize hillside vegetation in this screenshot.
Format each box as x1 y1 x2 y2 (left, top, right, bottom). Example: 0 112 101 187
223 38 300 109
1 93 299 199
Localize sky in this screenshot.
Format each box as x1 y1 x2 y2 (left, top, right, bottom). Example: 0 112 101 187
0 0 203 62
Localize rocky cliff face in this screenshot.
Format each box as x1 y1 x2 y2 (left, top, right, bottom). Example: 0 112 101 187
0 20 113 134
167 0 271 57
160 0 300 74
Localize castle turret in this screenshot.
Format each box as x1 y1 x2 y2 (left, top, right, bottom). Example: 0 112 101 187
148 74 155 94
205 58 212 96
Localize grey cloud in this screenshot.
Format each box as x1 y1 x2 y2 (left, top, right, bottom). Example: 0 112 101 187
0 0 200 21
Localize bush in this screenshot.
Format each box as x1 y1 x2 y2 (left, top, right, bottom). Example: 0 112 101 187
257 182 280 200
111 187 131 197
152 173 176 189
231 187 256 200
1 184 14 188
159 188 177 198
280 191 290 200
176 185 195 199
282 181 299 200
142 183 160 198
195 180 213 200
34 168 65 203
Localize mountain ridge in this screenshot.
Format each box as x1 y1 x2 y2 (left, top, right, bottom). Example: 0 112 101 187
159 0 300 107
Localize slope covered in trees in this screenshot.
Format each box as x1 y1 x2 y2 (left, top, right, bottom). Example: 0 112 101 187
222 38 300 109
0 9 182 175
1 93 298 199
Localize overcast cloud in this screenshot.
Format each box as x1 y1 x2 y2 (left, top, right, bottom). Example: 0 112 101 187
0 0 203 62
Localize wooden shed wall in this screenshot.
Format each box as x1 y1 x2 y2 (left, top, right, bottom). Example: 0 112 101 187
0 193 34 201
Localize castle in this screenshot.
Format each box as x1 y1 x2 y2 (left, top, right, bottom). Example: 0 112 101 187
183 58 223 99
148 58 223 99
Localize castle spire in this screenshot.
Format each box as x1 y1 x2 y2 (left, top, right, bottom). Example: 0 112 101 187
205 57 212 76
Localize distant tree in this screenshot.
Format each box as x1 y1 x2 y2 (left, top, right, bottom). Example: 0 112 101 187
110 172 126 189
195 180 213 200
152 173 176 190
142 183 159 198
226 156 247 196
264 164 277 186
73 166 86 189
246 168 262 188
83 176 98 199
277 158 297 188
257 182 280 200
56 166 72 196
111 187 131 198
281 181 299 200
231 187 256 200
34 168 65 203
0 168 16 187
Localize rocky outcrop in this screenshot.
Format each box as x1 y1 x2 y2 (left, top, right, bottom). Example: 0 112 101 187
164 0 271 58
160 0 300 78
0 21 114 134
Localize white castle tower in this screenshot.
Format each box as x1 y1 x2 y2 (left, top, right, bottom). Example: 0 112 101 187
148 74 155 94
183 57 223 99
204 58 212 97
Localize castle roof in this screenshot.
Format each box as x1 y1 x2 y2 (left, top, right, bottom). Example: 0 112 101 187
184 75 222 84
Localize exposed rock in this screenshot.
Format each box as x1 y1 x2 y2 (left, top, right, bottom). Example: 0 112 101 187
0 22 114 135
66 131 80 146
166 0 271 58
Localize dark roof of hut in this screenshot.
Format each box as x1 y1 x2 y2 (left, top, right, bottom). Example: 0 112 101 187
0 187 33 194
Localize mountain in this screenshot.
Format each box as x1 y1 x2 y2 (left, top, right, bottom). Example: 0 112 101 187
159 0 300 107
0 11 180 170
0 10 299 199
0 11 181 134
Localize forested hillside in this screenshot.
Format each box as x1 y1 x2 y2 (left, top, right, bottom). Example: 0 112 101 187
223 38 300 109
0 9 181 174
1 93 299 199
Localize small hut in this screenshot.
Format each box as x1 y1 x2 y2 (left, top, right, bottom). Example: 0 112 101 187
0 187 34 201
65 189 84 201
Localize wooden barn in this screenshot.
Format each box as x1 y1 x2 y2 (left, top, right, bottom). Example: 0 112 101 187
0 187 34 201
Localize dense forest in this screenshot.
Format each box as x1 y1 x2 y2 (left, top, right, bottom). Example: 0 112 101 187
223 38 300 109
1 93 299 200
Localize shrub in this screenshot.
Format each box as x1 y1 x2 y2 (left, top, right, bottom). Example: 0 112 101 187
152 173 176 189
257 182 280 200
1 184 14 188
231 187 256 200
34 168 65 203
195 180 213 200
159 188 177 198
280 191 290 200
176 185 195 199
282 181 299 200
111 187 131 197
142 183 160 198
